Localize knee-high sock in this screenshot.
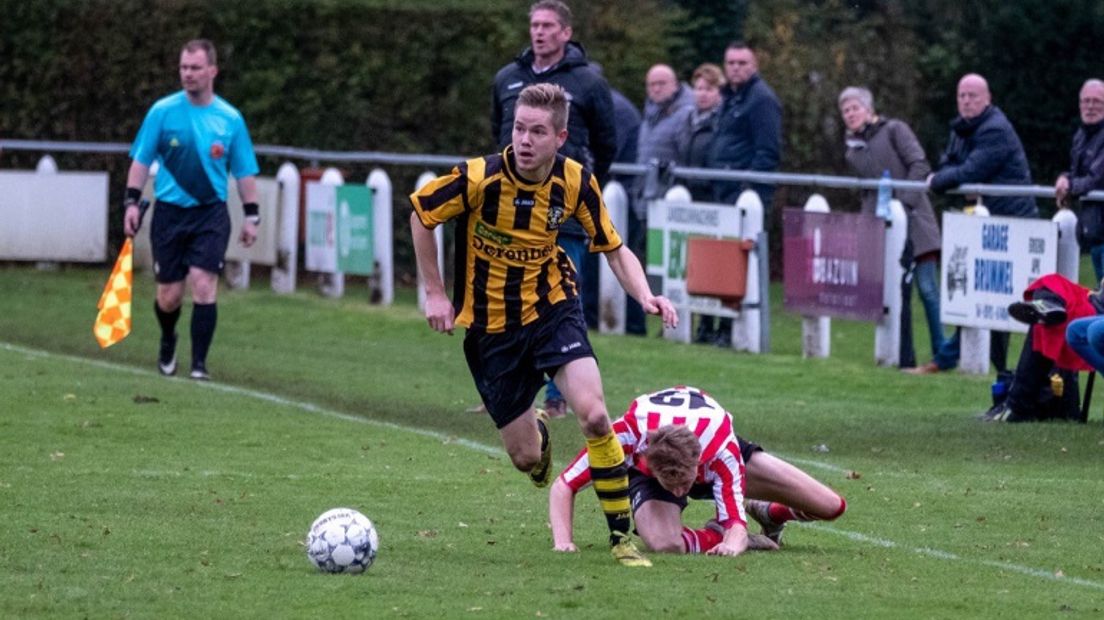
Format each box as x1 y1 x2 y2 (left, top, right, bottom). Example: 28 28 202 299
585 432 631 546
768 496 847 524
154 301 181 342
681 526 723 554
190 303 217 367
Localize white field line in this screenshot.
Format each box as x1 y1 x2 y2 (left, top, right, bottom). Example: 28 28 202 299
6 341 1104 592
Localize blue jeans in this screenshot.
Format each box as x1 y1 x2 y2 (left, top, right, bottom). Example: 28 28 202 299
1067 316 1104 373
914 257 945 357
544 235 588 404
1091 244 1104 284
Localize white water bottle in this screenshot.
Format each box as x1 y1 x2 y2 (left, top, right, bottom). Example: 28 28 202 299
876 169 892 220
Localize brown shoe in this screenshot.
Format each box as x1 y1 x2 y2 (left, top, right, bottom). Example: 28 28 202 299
902 362 940 375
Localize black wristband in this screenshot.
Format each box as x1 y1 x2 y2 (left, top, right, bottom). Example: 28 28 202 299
124 187 142 207
243 202 260 217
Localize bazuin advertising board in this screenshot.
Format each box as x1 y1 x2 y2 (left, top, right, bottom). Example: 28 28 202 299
782 208 885 322
940 212 1056 333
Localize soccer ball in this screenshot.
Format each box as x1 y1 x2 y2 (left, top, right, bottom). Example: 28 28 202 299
306 507 379 574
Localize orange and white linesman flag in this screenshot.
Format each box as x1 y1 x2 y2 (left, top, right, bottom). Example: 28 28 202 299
93 238 134 348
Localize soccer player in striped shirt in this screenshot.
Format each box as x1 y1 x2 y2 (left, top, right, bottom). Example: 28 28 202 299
550 386 847 555
409 83 678 566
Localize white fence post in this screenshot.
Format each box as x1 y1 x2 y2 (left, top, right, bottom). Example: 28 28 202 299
599 180 629 334
733 189 764 353
959 205 991 374
661 185 692 342
224 177 251 289
272 162 300 294
875 199 908 367
367 168 394 305
414 171 444 312
801 194 831 358
35 155 58 174
1053 208 1080 282
319 167 345 298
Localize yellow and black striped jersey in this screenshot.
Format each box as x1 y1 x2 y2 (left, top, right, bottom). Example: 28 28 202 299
410 146 623 333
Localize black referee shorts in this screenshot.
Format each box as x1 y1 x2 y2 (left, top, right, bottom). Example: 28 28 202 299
150 201 231 283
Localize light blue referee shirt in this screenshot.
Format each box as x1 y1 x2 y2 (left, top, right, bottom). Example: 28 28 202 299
129 91 259 207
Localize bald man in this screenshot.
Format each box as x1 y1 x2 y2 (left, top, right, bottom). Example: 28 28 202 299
1057 79 1104 282
910 73 1038 376
928 74 1037 218
624 63 693 335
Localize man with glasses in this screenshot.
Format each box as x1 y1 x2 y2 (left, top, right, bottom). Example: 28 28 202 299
1056 79 1104 282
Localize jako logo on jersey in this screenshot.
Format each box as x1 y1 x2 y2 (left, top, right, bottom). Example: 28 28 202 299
559 341 582 353
546 202 565 231
210 141 225 160
169 136 180 148
475 221 513 245
471 236 554 262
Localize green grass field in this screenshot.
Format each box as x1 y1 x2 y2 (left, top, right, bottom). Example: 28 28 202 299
3 265 1104 618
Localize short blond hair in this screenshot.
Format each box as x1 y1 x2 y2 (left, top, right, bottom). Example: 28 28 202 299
645 425 700 484
517 83 569 132
691 63 725 89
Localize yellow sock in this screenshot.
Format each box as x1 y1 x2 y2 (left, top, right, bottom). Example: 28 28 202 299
586 432 631 545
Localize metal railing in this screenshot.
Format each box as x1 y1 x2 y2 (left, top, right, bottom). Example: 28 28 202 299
4 138 1102 202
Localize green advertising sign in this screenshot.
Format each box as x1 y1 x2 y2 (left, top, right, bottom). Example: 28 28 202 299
335 185 374 275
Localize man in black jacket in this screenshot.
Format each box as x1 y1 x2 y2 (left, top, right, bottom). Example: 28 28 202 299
1056 79 1104 282
707 42 782 210
490 0 616 416
909 74 1038 375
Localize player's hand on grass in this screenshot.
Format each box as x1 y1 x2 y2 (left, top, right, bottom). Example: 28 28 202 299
553 542 578 552
705 541 746 557
424 291 455 335
642 295 679 329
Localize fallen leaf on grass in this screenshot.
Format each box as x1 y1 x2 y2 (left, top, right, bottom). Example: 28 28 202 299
132 395 160 404
845 471 862 480
417 530 438 538
49 452 65 461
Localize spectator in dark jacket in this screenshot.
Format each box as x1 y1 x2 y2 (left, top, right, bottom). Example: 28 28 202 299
911 74 1038 376
1056 79 1104 282
928 74 1038 218
707 42 782 210
677 63 726 202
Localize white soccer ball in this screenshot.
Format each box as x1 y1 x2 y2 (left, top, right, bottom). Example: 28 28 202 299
306 507 379 574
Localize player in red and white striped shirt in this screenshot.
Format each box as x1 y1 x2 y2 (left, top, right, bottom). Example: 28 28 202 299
550 386 847 555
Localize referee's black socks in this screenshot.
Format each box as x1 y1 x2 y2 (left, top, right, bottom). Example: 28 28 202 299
191 302 218 369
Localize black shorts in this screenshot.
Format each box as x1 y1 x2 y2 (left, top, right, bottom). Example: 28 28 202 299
150 201 231 283
463 299 594 429
628 436 763 513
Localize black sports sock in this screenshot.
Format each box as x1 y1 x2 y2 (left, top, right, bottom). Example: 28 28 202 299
154 301 181 342
190 303 218 369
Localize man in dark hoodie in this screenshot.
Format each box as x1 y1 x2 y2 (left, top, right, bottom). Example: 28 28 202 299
908 74 1039 376
491 0 616 417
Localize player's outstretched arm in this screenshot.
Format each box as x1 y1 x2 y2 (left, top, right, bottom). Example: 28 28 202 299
604 245 678 329
549 479 578 552
409 212 454 334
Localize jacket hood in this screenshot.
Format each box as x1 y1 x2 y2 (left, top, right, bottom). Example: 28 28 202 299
515 40 589 73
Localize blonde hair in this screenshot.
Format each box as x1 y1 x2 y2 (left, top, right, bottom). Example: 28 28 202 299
517 83 569 132
691 63 725 89
645 425 700 483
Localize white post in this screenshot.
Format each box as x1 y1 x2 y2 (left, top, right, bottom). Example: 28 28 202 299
801 194 832 358
367 169 394 305
319 167 345 298
875 199 908 367
224 174 251 290
733 190 764 353
35 155 58 174
960 204 991 374
1053 208 1080 282
599 181 629 334
414 171 444 312
661 186 692 342
272 162 300 294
